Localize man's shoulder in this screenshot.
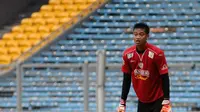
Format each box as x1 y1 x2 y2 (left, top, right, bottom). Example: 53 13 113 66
147 43 164 55
123 45 136 55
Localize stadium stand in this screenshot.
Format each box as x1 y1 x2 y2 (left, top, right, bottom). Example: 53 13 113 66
0 0 200 112
0 0 96 65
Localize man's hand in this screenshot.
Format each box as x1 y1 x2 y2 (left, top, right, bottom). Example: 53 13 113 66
117 104 126 112
117 99 126 112
161 100 172 112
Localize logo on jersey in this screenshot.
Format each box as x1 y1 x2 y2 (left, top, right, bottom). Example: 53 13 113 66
130 60 135 63
161 64 168 70
138 62 143 69
158 53 163 57
134 69 150 80
148 51 154 59
127 53 134 59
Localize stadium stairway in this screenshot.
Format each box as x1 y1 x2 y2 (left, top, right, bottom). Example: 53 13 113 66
0 0 200 111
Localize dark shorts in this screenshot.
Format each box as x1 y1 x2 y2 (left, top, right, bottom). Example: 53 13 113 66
137 97 163 112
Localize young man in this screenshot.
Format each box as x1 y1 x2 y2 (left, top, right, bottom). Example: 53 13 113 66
117 23 172 112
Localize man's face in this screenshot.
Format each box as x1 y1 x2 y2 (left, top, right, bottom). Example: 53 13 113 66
133 28 149 46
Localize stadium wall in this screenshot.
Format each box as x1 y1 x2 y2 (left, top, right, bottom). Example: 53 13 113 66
0 0 35 27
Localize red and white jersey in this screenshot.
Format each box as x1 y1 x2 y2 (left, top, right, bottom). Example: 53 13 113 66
122 43 168 103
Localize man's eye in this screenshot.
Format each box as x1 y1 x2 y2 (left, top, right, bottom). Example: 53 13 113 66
139 33 145 36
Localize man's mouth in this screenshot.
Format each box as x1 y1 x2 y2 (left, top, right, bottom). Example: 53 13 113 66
135 40 140 44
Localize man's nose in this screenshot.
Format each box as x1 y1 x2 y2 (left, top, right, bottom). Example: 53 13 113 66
135 35 140 39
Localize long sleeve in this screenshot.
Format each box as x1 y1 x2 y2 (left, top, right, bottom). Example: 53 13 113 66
121 73 131 102
161 73 170 99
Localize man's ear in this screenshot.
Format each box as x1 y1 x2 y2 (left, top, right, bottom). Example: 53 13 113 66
147 34 149 38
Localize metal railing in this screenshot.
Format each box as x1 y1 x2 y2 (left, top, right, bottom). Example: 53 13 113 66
16 50 106 112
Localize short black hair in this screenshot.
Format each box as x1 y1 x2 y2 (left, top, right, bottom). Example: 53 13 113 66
133 22 150 34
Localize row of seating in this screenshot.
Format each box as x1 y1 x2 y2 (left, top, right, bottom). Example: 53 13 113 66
48 0 96 5
105 2 198 9
56 38 200 45
67 34 199 40
74 28 199 34
90 15 200 22
112 0 197 3
0 108 191 112
11 25 62 34
40 4 90 12
2 80 200 89
30 57 200 64
39 51 200 59
97 8 200 15
82 21 200 27
47 44 200 51
0 52 24 64
31 12 75 19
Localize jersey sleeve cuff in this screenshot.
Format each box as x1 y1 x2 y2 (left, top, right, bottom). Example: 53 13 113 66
160 70 168 75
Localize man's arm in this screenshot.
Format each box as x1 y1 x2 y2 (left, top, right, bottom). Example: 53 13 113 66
117 73 131 112
161 73 170 100
161 73 172 112
121 72 131 103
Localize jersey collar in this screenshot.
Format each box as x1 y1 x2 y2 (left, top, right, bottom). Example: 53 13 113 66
136 42 149 53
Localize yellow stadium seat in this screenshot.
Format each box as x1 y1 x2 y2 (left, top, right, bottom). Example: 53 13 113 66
55 12 69 18
18 40 32 52
24 26 38 33
59 17 70 24
38 26 51 33
15 33 28 40
33 18 46 26
74 0 86 4
2 33 15 40
65 5 78 11
68 12 79 17
61 0 74 5
31 12 43 18
78 4 90 10
12 25 24 33
21 18 33 25
40 5 53 12
0 41 6 47
50 25 60 32
6 40 18 47
0 47 8 55
12 55 20 61
0 55 12 64
43 12 56 18
46 18 59 25
87 0 96 3
28 33 42 40
29 39 41 46
18 40 32 47
49 0 61 5
8 47 21 61
53 5 65 12
8 47 21 54
20 47 31 53
40 33 50 39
